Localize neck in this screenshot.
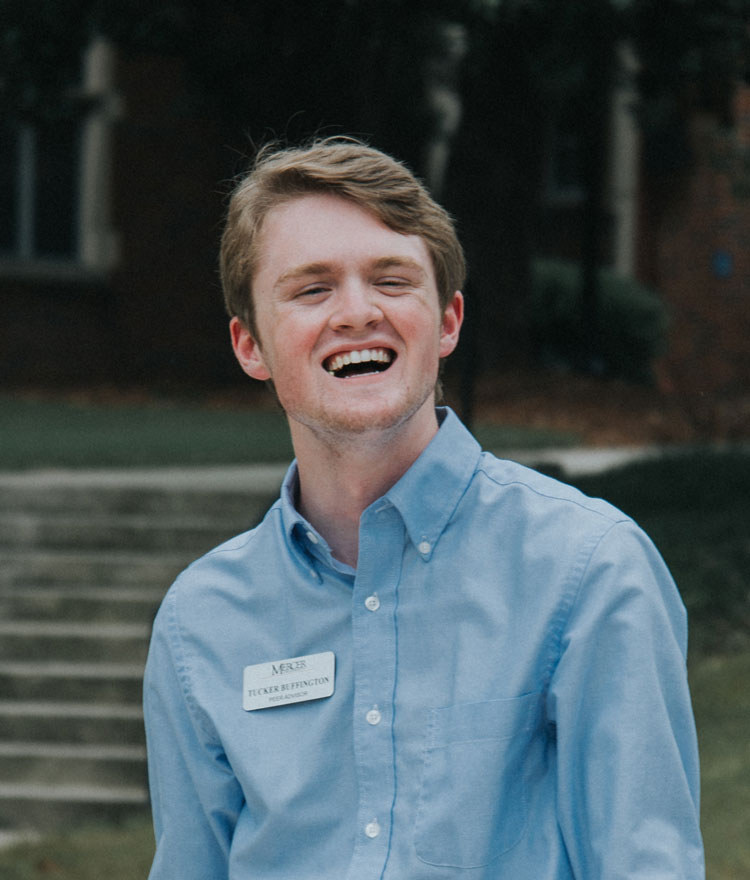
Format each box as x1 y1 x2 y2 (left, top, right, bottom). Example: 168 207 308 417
290 406 440 567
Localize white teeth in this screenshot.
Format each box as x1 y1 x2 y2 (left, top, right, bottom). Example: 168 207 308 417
326 347 393 375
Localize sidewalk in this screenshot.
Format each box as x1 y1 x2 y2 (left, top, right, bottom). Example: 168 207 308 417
0 444 665 492
504 444 664 477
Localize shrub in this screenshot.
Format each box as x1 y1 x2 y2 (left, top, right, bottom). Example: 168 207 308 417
573 450 750 655
530 258 668 382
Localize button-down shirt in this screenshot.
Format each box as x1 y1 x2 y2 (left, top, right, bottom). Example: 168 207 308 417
144 408 704 879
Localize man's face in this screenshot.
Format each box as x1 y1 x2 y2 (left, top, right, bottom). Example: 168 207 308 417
231 193 462 443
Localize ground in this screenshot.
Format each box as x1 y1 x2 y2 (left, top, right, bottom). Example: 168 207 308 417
13 365 750 450
451 367 750 447
193 363 750 447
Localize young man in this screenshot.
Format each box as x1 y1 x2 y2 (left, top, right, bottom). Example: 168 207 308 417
144 139 704 879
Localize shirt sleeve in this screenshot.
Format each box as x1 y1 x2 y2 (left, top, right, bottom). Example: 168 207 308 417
143 589 244 880
547 519 705 879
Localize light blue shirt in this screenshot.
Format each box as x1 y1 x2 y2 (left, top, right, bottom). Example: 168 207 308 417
144 408 704 879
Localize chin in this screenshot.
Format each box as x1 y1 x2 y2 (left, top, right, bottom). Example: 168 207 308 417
295 388 437 439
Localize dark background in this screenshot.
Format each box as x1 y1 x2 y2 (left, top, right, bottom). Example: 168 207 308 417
1 1 749 432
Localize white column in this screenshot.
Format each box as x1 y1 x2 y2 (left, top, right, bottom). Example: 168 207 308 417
78 35 121 272
609 42 640 277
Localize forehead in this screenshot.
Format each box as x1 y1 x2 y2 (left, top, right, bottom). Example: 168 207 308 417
254 193 435 284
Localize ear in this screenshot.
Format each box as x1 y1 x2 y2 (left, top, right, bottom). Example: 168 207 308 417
438 291 464 358
230 317 271 381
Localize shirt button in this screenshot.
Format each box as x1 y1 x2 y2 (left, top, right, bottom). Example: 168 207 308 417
418 540 431 555
364 820 381 839
305 530 319 544
364 594 380 612
365 707 382 726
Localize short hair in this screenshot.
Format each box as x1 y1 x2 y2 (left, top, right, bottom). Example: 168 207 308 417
219 137 466 337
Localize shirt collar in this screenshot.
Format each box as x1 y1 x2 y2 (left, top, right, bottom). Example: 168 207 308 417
279 407 482 564
382 407 481 558
280 463 351 576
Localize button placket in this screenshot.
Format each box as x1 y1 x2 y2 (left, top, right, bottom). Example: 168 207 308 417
348 504 402 875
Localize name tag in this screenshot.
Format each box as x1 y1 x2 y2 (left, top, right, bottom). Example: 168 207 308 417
243 651 335 711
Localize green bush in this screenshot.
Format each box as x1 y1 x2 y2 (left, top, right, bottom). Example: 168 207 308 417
573 450 750 655
530 258 668 382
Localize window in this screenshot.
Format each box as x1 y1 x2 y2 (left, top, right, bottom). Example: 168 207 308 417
0 37 118 277
0 118 81 261
544 113 586 205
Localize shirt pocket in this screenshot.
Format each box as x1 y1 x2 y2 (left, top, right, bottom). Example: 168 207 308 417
414 693 540 868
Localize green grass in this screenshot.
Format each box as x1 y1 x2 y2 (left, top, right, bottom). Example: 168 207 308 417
691 651 750 879
0 394 577 470
0 818 155 880
0 395 295 468
574 451 750 655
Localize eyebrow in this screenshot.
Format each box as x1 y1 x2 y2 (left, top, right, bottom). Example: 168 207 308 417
272 262 333 291
370 256 427 277
273 256 427 292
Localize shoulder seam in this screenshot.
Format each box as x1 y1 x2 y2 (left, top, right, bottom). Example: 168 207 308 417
475 459 631 525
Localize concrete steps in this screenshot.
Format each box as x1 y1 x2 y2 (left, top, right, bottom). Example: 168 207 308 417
0 742 146 787
0 661 145 702
2 549 194 589
0 620 151 663
0 783 148 830
0 511 250 553
0 701 147 745
0 466 283 832
0 586 165 623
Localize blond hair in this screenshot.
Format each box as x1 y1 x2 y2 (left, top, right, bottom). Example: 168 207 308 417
219 137 465 337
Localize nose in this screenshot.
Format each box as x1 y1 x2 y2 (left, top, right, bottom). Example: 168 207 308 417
328 279 384 331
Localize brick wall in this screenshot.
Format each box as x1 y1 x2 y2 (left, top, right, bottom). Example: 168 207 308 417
644 85 750 402
110 52 237 388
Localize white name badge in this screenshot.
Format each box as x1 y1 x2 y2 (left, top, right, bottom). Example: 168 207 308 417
243 651 335 711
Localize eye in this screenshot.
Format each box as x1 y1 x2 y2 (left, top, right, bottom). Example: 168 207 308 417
296 284 330 298
375 277 412 292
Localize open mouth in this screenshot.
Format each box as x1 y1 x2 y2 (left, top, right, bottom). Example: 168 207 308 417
325 347 395 378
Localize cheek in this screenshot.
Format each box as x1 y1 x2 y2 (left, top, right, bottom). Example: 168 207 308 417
267 320 323 377
397 301 442 338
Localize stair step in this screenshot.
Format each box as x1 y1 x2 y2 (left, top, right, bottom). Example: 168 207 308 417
0 621 150 663
0 661 144 702
0 701 145 746
0 701 144 719
0 621 150 637
0 550 190 588
0 586 163 622
0 742 145 759
0 466 286 833
0 511 244 553
0 783 147 803
0 466 283 516
0 782 149 832
0 741 147 787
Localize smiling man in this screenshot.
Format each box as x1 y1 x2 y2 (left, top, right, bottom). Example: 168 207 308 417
229 191 461 566
143 139 704 879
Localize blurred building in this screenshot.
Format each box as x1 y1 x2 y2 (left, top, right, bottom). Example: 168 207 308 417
1 38 233 390
1 36 748 399
537 48 750 402
639 87 750 400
